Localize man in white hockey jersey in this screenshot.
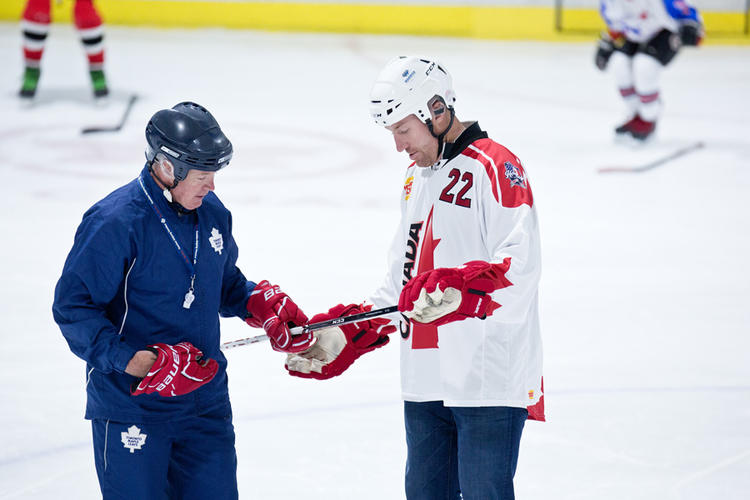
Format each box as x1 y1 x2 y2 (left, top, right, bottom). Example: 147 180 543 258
285 56 544 499
595 0 703 140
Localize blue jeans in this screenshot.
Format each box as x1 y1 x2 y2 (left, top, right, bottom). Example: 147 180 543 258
404 401 527 500
91 405 238 500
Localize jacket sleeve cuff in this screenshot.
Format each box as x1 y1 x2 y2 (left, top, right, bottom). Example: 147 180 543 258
112 343 139 374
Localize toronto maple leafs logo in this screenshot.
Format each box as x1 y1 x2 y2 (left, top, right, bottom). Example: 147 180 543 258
209 227 223 255
504 161 527 189
121 425 147 453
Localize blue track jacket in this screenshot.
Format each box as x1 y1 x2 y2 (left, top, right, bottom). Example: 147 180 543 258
53 166 255 422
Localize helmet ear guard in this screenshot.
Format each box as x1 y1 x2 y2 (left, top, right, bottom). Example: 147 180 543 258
427 95 448 117
369 56 456 127
144 101 233 182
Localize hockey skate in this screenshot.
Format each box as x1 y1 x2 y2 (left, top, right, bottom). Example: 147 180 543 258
19 67 40 99
615 115 639 136
615 115 656 141
89 69 109 99
625 116 656 141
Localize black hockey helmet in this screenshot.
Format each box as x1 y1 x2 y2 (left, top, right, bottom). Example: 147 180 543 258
145 101 233 182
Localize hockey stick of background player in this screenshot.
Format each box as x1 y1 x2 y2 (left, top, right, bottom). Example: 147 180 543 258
598 141 705 174
220 305 400 351
81 93 138 134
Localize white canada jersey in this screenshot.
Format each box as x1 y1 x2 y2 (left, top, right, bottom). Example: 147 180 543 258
369 122 544 417
600 0 701 43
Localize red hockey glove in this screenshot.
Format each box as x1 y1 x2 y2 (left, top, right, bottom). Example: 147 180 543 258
399 259 513 326
245 280 314 353
131 342 218 397
285 303 396 380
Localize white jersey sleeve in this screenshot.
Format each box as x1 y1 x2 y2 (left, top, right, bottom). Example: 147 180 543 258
468 142 542 325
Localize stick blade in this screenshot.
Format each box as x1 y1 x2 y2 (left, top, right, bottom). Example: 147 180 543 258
81 125 119 135
80 94 138 135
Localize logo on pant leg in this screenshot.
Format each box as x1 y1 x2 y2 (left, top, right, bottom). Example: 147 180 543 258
121 425 147 453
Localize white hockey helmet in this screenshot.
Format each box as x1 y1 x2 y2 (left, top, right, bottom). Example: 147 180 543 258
369 56 456 127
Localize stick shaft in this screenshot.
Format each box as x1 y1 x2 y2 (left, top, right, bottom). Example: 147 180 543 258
598 141 704 173
220 305 399 352
289 305 399 335
635 141 704 172
220 334 269 351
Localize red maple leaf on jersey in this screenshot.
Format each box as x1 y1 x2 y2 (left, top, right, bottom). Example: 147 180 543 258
412 206 440 349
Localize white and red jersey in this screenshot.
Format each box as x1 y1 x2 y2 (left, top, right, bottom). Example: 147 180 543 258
600 0 702 43
369 122 544 419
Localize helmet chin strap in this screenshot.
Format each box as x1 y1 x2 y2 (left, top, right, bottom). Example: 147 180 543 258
147 159 179 190
147 160 194 215
426 106 455 164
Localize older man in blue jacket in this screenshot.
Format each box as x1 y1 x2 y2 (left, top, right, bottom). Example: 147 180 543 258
53 102 314 499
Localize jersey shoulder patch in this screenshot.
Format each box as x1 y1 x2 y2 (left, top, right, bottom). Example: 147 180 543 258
461 138 533 208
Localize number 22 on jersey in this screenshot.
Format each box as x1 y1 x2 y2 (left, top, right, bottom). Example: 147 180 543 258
439 168 473 208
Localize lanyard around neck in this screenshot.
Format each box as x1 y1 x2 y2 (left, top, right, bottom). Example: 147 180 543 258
138 175 199 277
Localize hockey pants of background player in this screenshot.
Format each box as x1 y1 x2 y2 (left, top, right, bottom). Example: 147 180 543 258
404 401 527 500
91 405 238 500
609 30 680 123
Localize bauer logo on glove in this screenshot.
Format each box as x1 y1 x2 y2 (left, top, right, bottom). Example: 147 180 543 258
130 342 218 397
245 280 315 353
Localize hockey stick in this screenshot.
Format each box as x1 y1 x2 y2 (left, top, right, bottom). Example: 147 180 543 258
81 93 138 134
598 141 705 174
220 305 399 351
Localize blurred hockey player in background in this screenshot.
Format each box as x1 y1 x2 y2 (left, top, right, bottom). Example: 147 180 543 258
19 0 109 99
52 102 314 498
595 0 703 141
286 56 544 499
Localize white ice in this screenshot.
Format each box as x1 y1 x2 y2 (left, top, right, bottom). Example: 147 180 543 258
0 22 749 499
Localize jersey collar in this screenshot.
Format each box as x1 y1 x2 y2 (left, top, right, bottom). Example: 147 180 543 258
431 121 488 170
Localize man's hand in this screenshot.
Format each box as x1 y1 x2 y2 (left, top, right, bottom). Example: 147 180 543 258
245 280 314 353
130 342 218 397
125 350 158 378
285 303 396 380
399 259 512 326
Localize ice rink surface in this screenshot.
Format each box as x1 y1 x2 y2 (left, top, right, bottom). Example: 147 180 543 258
0 22 749 499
